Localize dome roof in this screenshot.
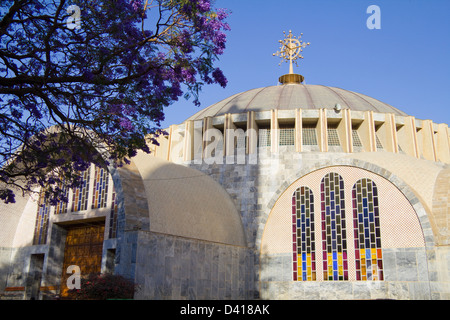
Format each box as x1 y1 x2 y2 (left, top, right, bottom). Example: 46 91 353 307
187 84 408 121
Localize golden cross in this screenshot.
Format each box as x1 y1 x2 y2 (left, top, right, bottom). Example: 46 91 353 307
273 30 310 74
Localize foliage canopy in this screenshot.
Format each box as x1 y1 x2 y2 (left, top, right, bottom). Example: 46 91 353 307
0 0 229 204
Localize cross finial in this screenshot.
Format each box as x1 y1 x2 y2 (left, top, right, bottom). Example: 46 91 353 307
273 30 310 75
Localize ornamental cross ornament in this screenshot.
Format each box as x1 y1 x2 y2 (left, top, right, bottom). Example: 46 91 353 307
273 30 310 75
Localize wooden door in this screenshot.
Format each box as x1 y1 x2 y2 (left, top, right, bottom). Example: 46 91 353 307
60 223 105 298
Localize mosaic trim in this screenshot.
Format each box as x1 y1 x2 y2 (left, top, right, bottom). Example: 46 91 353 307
292 186 316 281
352 178 384 281
321 172 348 281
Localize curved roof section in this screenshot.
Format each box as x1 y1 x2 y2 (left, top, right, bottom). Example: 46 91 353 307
131 155 247 247
187 84 408 121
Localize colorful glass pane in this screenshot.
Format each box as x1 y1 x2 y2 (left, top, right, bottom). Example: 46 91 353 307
292 186 316 281
321 172 348 281
352 178 383 281
55 184 69 215
71 168 90 212
92 166 109 209
33 191 50 245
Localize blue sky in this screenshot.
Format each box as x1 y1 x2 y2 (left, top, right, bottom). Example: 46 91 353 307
160 0 450 128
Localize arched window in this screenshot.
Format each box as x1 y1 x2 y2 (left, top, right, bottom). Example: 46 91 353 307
321 172 348 281
292 186 316 281
352 178 384 280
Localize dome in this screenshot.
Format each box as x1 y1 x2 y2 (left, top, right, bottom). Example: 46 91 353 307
187 84 408 121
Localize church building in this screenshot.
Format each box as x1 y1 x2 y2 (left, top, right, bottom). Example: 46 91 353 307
1 32 449 300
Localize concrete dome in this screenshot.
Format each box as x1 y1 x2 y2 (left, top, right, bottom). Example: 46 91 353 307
187 84 408 121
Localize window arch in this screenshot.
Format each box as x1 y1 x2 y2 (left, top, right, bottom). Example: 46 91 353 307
292 186 316 281
352 178 384 280
321 172 348 281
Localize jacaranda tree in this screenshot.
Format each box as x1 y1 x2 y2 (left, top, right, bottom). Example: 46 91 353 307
0 0 230 204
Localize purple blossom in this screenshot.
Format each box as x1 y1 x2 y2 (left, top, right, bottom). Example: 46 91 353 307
123 105 137 116
212 32 226 55
130 0 143 12
108 104 123 115
197 0 211 13
0 0 230 204
11 109 22 119
212 68 227 88
25 103 42 119
216 8 229 22
181 67 196 84
177 30 194 53
119 118 135 131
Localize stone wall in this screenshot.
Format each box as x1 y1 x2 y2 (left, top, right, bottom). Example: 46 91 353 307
0 247 12 292
185 146 448 299
133 231 257 300
259 247 433 299
432 168 450 245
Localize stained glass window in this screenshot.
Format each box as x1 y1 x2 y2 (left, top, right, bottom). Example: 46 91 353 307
33 191 50 245
55 184 69 215
109 187 118 239
71 168 90 212
292 186 316 281
321 172 348 281
92 166 109 209
352 178 384 281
